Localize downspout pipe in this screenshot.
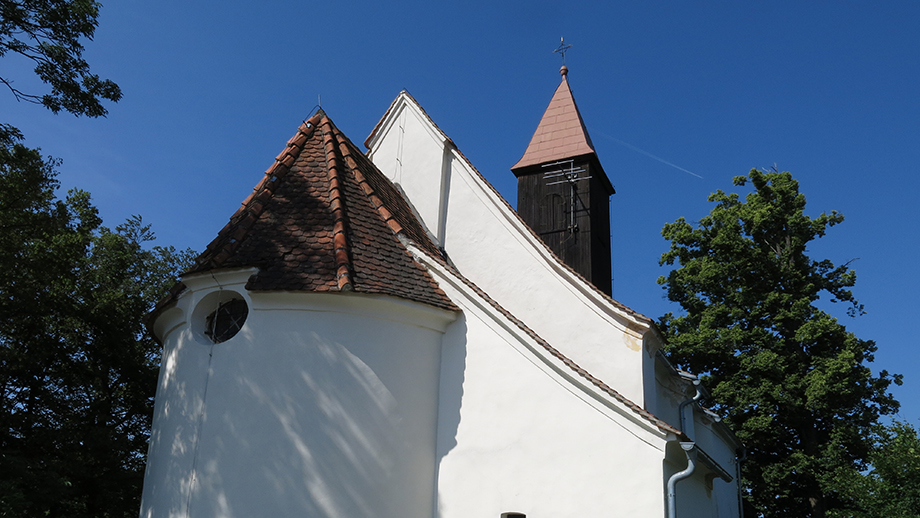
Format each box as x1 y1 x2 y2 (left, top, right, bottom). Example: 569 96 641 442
736 447 747 518
678 378 702 433
667 442 696 518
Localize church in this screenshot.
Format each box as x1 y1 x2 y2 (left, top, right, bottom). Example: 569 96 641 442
140 65 743 518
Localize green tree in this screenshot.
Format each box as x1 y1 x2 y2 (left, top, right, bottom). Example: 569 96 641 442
861 421 920 516
1 0 121 117
0 131 194 516
0 4 167 514
658 169 901 518
830 421 920 518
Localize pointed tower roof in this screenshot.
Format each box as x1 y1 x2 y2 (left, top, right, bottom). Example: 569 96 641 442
187 110 457 311
511 66 598 170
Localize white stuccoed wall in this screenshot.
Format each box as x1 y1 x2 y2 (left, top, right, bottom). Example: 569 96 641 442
367 94 657 408
367 102 449 246
692 414 743 518
140 269 457 518
420 254 670 518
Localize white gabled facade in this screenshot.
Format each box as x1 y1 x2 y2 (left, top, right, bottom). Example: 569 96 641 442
367 91 743 518
367 91 660 410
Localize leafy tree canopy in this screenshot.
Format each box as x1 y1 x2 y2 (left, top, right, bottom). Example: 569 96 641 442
658 169 901 518
860 421 920 516
828 420 920 518
0 0 121 117
0 130 193 516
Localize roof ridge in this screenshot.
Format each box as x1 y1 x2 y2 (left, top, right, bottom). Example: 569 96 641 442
410 244 682 437
331 124 405 237
563 76 596 151
190 112 323 272
318 116 355 292
364 90 455 151
447 138 652 326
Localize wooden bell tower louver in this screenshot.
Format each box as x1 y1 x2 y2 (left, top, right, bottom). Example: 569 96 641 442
511 65 615 296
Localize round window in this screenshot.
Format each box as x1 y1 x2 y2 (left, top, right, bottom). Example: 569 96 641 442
204 298 249 343
192 290 249 345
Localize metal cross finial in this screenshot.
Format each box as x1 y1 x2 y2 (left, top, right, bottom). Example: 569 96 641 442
553 37 573 65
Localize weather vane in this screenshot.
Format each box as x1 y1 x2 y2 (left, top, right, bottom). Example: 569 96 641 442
553 37 573 65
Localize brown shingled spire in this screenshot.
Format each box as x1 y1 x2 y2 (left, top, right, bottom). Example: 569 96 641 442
511 70 597 171
511 68 615 296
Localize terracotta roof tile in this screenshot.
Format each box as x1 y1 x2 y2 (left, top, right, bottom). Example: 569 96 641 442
188 110 458 312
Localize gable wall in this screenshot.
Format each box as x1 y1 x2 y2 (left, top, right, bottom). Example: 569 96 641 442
367 101 448 245
368 96 655 408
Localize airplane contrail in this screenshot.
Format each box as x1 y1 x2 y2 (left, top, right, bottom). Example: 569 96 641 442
600 134 703 179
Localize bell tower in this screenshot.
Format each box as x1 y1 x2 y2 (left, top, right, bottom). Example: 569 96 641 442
511 65 615 296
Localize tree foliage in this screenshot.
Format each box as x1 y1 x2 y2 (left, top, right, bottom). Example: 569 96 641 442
1 0 121 117
860 421 920 516
830 421 920 518
0 131 193 516
658 169 901 518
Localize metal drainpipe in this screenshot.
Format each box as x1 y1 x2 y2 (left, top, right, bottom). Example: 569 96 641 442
736 448 747 518
667 442 696 518
678 378 702 432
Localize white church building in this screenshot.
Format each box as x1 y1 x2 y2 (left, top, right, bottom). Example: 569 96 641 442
140 66 743 518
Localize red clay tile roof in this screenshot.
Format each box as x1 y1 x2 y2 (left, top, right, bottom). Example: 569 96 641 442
511 69 597 170
188 110 457 312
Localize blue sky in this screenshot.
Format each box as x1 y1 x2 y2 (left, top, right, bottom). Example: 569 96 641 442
5 2 919 422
